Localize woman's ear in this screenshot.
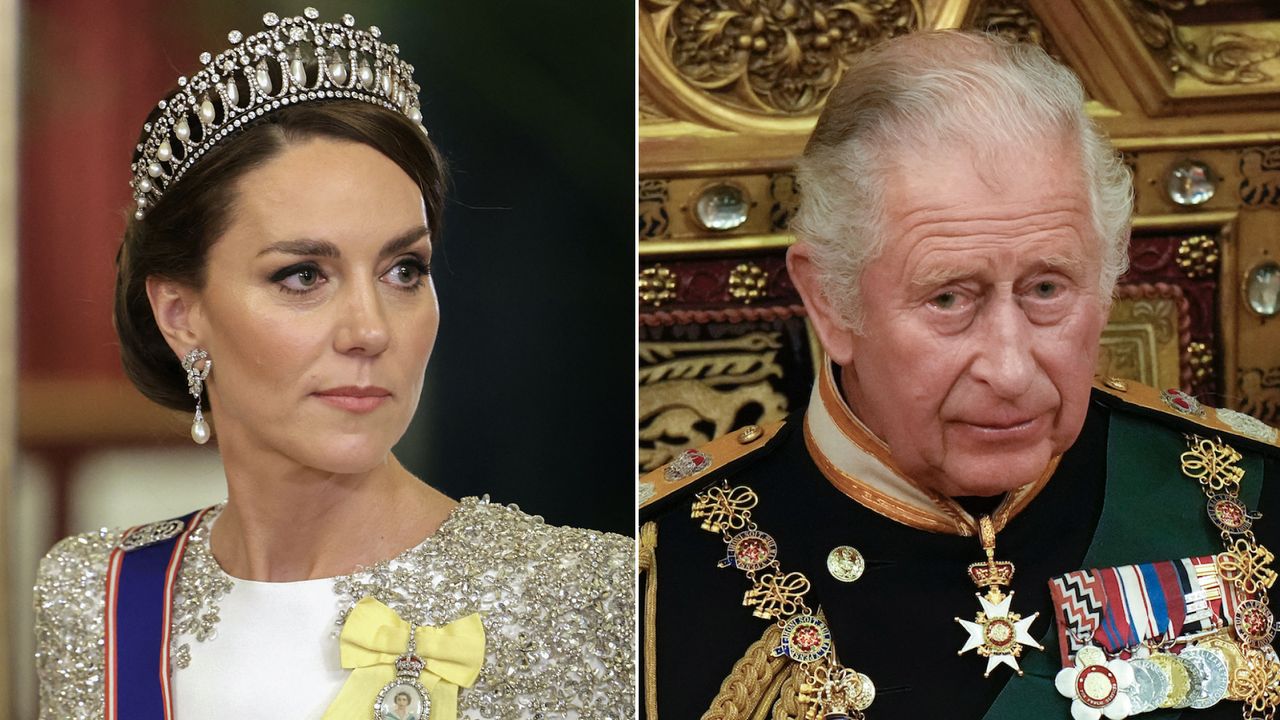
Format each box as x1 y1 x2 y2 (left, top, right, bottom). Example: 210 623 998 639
145 277 205 358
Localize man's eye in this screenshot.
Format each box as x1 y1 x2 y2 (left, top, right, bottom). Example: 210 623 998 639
1034 281 1057 298
930 292 958 309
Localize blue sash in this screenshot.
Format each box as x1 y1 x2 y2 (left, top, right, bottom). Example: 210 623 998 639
104 508 210 720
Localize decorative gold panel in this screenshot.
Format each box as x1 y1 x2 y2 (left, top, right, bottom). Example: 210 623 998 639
1097 285 1187 391
639 332 790 473
1122 0 1280 86
639 0 921 132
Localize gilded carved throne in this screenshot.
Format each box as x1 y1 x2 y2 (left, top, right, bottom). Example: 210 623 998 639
638 0 1280 476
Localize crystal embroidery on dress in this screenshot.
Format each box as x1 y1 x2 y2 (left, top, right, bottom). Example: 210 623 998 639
39 496 635 718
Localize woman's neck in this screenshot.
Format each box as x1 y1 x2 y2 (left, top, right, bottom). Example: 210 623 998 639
210 451 456 582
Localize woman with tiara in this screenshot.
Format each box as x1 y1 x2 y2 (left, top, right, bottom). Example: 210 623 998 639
33 9 633 719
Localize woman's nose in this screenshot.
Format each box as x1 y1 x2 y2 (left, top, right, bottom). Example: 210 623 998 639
333 280 390 356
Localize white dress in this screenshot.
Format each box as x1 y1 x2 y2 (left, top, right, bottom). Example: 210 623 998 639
35 497 635 719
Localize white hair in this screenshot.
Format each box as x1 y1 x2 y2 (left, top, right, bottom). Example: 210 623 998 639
791 31 1133 333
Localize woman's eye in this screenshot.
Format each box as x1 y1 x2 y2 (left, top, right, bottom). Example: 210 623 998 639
385 259 429 288
271 263 324 294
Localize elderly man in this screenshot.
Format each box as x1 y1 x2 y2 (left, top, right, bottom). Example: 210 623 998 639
640 32 1280 720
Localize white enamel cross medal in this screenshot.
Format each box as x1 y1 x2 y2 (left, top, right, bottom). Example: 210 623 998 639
955 515 1043 677
373 626 432 720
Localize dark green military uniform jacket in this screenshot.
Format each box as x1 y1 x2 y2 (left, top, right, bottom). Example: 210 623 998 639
640 377 1280 720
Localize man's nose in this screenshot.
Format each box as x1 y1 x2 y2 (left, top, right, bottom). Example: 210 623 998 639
969 295 1036 399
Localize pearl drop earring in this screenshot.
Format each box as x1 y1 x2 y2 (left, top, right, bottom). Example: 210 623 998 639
181 348 213 444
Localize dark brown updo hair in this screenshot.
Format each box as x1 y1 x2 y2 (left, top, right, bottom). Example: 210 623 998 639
115 100 447 411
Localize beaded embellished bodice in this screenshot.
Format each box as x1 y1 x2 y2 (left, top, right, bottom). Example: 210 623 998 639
34 496 635 719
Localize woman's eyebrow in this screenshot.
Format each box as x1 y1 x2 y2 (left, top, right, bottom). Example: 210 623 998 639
255 227 429 259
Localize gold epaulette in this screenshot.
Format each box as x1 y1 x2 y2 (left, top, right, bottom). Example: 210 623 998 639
1094 376 1280 448
639 421 786 512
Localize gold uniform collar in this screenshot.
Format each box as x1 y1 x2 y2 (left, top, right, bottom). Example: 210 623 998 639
802 359 1057 536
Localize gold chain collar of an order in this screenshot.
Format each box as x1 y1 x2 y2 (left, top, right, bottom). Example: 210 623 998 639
1181 434 1280 719
692 482 875 719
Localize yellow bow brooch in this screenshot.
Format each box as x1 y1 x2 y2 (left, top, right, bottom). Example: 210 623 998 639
322 596 485 720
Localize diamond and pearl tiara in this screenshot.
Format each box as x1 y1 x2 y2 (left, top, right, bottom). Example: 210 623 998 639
130 7 426 220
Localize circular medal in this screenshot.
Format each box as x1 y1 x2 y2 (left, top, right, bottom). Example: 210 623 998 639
852 672 876 711
1150 652 1191 708
1075 664 1119 708
1199 634 1247 700
1127 658 1170 714
1235 599 1277 648
1181 646 1229 709
725 530 777 572
1174 654 1201 709
982 617 1017 652
826 545 865 583
1207 494 1253 533
777 614 832 663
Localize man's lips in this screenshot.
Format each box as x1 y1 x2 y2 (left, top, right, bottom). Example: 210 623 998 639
312 386 391 413
950 413 1049 438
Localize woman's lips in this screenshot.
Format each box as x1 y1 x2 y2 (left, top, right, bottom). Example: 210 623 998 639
312 386 391 413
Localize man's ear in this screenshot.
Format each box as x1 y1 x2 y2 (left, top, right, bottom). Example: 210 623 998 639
145 277 205 358
786 242 857 366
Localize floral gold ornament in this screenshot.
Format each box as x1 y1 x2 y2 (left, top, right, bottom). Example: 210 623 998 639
641 0 918 119
1176 235 1220 279
955 516 1042 677
1188 341 1214 384
728 262 768 304
692 482 875 718
638 265 678 307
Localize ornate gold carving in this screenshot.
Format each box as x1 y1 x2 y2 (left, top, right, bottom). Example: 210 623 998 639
769 173 800 231
1176 234 1220 278
970 0 1061 60
1180 434 1246 493
1187 340 1213 383
1218 539 1279 596
691 484 759 534
640 85 673 123
1122 0 1280 85
1240 146 1280 207
640 265 679 307
639 332 790 472
729 262 768 303
640 179 672 239
1097 294 1183 390
744 571 812 620
1240 367 1280 425
644 0 918 116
